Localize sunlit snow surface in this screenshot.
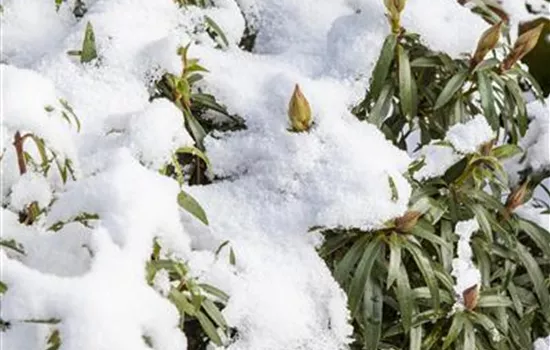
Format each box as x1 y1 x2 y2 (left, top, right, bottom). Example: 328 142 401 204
0 0 543 349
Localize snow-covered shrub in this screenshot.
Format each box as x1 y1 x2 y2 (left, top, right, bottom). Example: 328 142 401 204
320 1 550 349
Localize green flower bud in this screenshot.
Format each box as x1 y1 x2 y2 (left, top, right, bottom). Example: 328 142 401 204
288 84 312 132
394 211 422 233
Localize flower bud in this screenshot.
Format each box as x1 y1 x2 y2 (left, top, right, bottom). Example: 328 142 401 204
479 139 495 156
501 23 544 71
288 84 312 132
505 180 529 214
394 211 421 233
471 22 502 69
462 284 479 311
384 0 406 14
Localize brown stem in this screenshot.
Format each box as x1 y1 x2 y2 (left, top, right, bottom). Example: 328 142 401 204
13 131 27 175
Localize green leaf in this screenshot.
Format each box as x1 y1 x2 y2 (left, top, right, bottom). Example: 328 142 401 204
398 45 416 119
505 79 528 135
199 283 229 303
204 15 229 48
507 282 524 317
411 220 452 251
202 298 227 327
362 274 383 350
441 220 454 272
195 311 223 346
229 247 236 266
476 294 513 308
0 239 25 255
334 234 370 285
175 146 211 171
470 204 492 243
434 71 468 110
0 281 7 294
191 93 228 115
516 243 550 322
511 66 544 100
469 312 501 343
368 82 394 128
477 71 498 130
410 325 423 350
348 237 384 317
177 190 209 225
463 318 476 350
410 56 441 68
388 175 399 202
443 313 465 349
183 109 207 150
403 239 440 310
369 34 398 102
169 289 196 316
491 144 522 160
387 235 402 289
517 219 550 258
81 22 98 63
472 58 500 72
396 264 413 332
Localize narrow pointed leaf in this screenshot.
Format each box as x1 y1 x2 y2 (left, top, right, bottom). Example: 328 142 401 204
434 71 468 110
403 239 440 310
398 45 415 119
348 237 384 316
369 34 398 101
363 274 383 350
177 190 209 225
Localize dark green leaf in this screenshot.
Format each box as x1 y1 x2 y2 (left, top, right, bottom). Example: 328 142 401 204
403 239 440 310
0 281 7 294
334 234 370 285
396 264 413 332
434 71 468 110
443 313 465 349
516 243 550 322
363 274 383 350
369 34 398 102
348 237 384 316
368 82 394 128
477 71 498 130
398 45 415 119
195 311 223 346
517 219 550 257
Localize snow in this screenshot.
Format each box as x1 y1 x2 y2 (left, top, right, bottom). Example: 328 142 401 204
451 219 481 302
534 336 550 350
521 98 550 172
153 269 172 297
126 99 194 169
0 0 548 349
9 173 53 211
414 143 462 180
446 115 495 154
